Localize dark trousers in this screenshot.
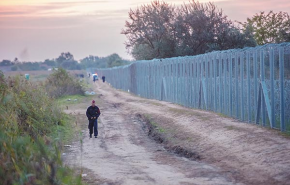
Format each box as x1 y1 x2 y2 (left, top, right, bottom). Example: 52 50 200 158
88 119 98 136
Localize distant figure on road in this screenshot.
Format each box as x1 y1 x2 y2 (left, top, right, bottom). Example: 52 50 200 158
86 100 101 138
102 75 105 83
93 74 98 82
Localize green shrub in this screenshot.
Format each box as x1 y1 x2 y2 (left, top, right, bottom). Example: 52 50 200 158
11 65 18 71
45 68 85 98
0 73 83 185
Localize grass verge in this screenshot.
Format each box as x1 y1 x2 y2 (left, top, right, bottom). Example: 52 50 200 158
138 113 200 160
0 70 86 185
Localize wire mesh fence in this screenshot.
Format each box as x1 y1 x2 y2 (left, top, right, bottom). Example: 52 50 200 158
89 43 290 132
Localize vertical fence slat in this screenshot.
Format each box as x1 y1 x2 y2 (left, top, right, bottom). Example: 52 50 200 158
96 43 289 133
235 53 239 119
219 54 222 113
241 53 244 121
260 49 266 126
270 48 275 128
214 55 217 112
229 54 233 116
254 51 258 122
247 52 251 123
279 47 285 131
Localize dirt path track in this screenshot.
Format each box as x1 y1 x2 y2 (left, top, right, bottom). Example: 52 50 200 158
64 81 290 185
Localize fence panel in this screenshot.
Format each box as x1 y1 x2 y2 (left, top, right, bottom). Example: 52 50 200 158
89 43 290 132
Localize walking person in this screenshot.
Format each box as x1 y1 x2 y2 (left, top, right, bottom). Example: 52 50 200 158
86 100 101 138
102 75 105 83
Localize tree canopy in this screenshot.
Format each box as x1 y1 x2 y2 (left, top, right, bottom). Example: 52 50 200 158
122 0 257 60
240 11 290 45
121 1 175 60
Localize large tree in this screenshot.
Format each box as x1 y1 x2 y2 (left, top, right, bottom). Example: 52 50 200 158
174 0 256 56
0 60 12 66
55 52 82 70
122 0 256 60
121 1 176 60
240 11 290 45
56 52 74 66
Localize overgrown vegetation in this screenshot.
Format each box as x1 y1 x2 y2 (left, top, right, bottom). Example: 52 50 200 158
45 68 85 98
141 114 200 160
1 52 131 72
122 0 257 60
0 70 84 184
239 11 290 45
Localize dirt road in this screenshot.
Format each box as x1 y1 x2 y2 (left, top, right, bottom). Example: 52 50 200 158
64 81 290 185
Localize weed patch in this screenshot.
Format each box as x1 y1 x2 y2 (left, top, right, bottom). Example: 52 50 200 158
0 70 85 184
57 95 89 106
138 113 200 160
45 68 85 98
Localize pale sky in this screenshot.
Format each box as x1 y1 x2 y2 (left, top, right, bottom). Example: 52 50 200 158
0 0 290 61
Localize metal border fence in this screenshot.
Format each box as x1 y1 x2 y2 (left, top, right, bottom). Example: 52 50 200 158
89 43 290 132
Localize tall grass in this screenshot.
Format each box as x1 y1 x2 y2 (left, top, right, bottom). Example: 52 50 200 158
45 68 84 98
0 70 83 185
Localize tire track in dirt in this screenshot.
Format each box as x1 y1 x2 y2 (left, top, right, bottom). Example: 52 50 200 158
92 82 290 185
64 83 241 185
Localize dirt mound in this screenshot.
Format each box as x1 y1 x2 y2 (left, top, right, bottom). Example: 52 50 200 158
137 113 201 161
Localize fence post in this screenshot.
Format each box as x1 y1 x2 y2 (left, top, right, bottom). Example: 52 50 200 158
95 43 288 133
247 51 251 123
229 53 233 116
241 52 245 121
254 50 258 122
235 53 239 119
270 48 275 128
219 54 222 113
279 47 285 131
260 49 266 126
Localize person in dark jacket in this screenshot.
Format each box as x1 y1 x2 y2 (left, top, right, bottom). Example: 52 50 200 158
102 75 105 83
86 100 101 138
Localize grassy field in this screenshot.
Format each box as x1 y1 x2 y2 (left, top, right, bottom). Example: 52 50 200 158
3 70 87 82
0 69 89 184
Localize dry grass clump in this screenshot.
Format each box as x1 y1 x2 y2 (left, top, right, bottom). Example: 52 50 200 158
0 70 83 185
45 68 84 98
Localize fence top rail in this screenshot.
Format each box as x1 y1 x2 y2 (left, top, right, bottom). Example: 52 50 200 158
94 42 290 71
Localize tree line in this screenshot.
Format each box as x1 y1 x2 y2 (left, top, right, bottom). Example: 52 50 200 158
0 53 131 71
122 0 290 60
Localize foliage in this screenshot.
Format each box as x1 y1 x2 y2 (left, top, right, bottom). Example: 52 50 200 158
121 1 176 60
122 0 256 60
61 60 82 70
45 68 85 98
0 72 83 184
56 94 88 107
18 62 41 71
80 55 107 68
0 60 13 66
56 52 74 65
175 0 256 55
107 53 129 68
55 52 82 70
44 59 57 66
240 11 290 45
80 53 130 68
11 65 18 71
2 52 130 71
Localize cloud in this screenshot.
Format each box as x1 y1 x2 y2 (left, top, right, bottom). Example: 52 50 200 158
0 1 112 17
215 0 290 22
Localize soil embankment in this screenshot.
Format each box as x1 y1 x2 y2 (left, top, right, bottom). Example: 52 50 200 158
64 81 290 185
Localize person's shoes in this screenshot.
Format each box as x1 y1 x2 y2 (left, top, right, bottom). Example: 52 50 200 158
95 136 98 138
90 134 92 138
